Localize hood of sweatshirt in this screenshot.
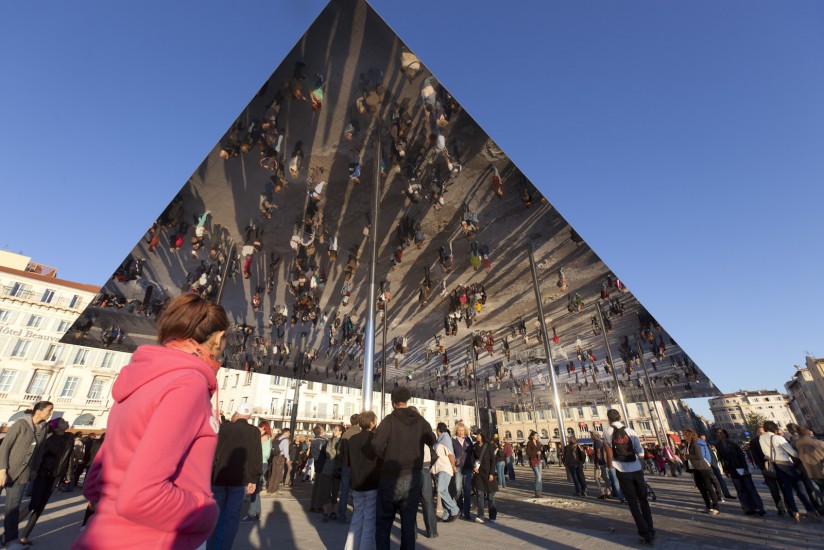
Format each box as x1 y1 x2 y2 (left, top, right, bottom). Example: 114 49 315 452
112 345 217 403
697 439 712 462
393 407 422 426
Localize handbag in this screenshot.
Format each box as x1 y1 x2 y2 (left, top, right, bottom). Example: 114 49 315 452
763 435 778 478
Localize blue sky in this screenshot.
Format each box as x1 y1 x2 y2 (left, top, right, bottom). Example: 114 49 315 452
1 0 822 418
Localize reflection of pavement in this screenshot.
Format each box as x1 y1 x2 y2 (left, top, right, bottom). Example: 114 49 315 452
61 0 719 409
66 307 158 352
23 463 821 549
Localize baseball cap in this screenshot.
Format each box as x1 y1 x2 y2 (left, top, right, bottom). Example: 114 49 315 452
235 403 253 416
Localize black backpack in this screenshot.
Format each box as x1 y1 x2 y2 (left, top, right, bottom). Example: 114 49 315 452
611 426 637 463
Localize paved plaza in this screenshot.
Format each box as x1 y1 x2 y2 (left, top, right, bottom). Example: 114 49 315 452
4 463 820 549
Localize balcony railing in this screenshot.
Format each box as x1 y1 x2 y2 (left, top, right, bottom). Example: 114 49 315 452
0 392 7 400
56 396 74 404
24 394 43 402
86 398 103 406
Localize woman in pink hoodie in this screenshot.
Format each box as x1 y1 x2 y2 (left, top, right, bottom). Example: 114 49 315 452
73 294 228 549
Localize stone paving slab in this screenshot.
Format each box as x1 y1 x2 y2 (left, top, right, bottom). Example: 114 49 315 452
2 465 821 549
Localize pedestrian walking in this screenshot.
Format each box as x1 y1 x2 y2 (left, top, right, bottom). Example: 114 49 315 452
472 432 498 523
714 429 765 515
525 431 543 497
372 387 435 550
603 409 655 546
683 428 721 515
243 421 273 522
562 436 588 496
344 411 381 550
338 414 362 523
208 403 263 550
431 423 459 521
760 421 819 523
18 417 73 544
73 294 228 549
0 401 53 550
451 422 474 519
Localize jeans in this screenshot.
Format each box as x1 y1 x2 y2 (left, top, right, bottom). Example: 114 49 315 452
506 456 515 480
419 468 437 536
303 457 315 480
598 465 614 495
454 469 473 517
775 463 815 515
496 461 506 487
248 463 268 518
567 465 587 494
345 489 377 550
3 477 27 543
616 470 654 540
207 485 246 550
532 464 543 495
436 471 459 519
376 472 421 550
338 466 352 520
606 467 624 500
476 491 497 520
731 474 765 513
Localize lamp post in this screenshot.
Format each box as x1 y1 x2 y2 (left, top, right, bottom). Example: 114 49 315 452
469 338 482 433
526 242 566 446
362 124 382 411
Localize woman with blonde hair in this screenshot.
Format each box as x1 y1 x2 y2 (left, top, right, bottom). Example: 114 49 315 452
73 294 228 549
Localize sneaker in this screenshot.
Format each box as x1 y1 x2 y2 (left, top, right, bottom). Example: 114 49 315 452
756 510 766 516
322 513 329 523
474 517 485 524
446 514 459 523
719 498 726 503
709 509 720 516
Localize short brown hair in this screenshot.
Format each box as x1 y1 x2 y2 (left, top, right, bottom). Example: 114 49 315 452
350 413 361 426
358 411 377 430
157 294 228 345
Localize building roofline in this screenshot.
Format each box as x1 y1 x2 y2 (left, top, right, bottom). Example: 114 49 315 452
0 265 100 294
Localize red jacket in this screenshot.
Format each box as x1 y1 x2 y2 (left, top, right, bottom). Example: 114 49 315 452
73 346 219 549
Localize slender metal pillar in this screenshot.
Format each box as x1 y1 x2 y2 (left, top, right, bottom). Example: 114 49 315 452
380 280 388 419
524 361 540 436
289 332 307 434
637 341 670 449
527 243 567 446
469 339 482 432
596 302 630 424
362 124 382 411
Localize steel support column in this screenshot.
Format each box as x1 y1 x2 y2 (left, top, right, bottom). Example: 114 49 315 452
637 341 670 449
289 332 307 434
596 302 630 424
362 125 381 411
527 243 567 446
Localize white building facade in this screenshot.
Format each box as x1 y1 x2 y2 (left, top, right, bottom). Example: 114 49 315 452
0 255 130 430
709 390 797 442
216 370 477 437
785 366 824 435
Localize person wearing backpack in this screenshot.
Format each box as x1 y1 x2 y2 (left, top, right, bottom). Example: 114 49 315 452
603 409 655 546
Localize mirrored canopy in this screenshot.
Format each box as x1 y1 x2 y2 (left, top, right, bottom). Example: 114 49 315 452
62 0 720 412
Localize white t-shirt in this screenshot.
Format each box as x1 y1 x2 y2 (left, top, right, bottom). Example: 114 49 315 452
602 422 644 473
431 443 454 476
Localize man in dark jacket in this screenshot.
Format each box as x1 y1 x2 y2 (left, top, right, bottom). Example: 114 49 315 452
715 429 765 515
19 417 73 543
207 403 262 550
372 387 435 550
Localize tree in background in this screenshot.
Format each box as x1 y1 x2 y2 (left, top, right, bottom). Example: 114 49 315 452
744 412 766 438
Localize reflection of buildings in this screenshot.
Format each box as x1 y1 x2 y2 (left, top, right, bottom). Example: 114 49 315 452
661 398 711 436
709 390 796 442
495 401 672 446
0 253 130 430
216 370 476 436
785 361 824 435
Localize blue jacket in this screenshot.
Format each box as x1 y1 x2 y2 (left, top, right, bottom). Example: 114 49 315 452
452 435 474 471
697 439 716 466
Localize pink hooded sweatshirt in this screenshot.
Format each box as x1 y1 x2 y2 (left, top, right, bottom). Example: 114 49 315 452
72 345 220 549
